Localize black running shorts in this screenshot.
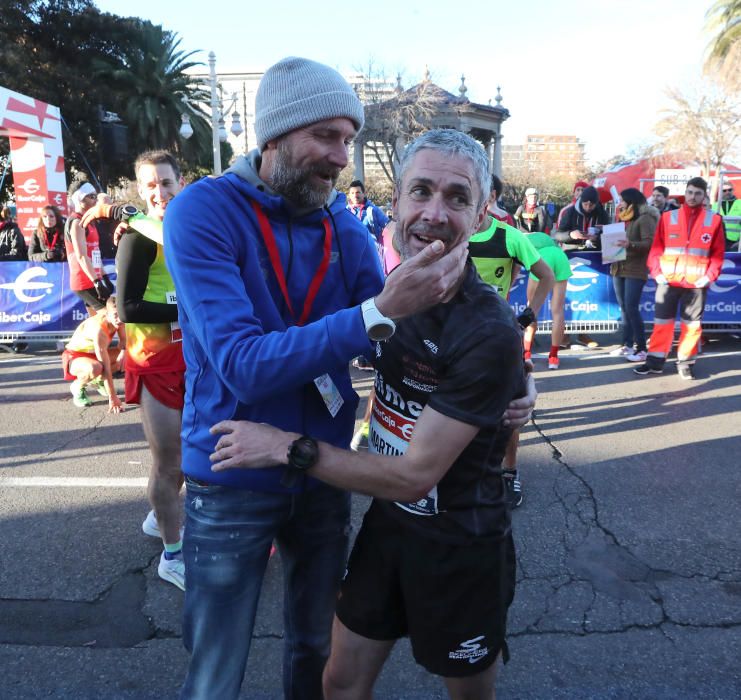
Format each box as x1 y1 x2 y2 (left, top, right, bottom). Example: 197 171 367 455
73 287 105 311
335 501 516 678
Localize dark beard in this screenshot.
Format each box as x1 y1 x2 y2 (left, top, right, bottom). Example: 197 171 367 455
270 142 334 210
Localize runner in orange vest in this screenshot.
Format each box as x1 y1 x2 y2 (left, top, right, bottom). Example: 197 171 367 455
634 177 725 380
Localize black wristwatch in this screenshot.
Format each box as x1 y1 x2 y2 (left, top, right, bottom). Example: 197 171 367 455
281 435 319 488
516 306 536 330
121 204 139 222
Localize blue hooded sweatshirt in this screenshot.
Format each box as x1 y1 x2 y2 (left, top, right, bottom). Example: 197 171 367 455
164 151 384 491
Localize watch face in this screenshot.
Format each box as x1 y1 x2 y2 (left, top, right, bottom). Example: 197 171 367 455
289 437 318 471
122 205 138 219
368 321 394 341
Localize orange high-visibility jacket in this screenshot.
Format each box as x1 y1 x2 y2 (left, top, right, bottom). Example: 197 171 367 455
647 205 725 288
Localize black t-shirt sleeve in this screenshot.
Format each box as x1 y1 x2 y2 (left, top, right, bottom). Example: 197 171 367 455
429 319 526 429
115 231 178 323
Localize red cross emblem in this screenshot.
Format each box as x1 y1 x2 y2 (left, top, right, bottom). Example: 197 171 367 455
701 233 712 244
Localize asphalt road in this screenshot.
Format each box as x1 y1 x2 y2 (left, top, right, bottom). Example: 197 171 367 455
1 334 740 699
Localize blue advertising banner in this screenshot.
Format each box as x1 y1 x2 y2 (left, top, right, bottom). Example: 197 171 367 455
1 255 739 340
0 260 116 338
506 252 741 327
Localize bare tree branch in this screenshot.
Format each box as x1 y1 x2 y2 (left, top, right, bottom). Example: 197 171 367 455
653 80 741 192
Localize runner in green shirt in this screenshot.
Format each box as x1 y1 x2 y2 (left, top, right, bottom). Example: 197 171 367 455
469 179 555 509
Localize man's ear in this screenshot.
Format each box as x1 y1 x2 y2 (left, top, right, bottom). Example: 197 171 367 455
474 201 488 231
391 187 399 219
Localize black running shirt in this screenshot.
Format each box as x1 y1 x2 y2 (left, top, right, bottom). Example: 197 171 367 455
369 263 526 543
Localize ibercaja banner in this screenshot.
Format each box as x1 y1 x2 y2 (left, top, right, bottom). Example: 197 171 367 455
0 261 116 334
0 87 68 245
1 255 739 337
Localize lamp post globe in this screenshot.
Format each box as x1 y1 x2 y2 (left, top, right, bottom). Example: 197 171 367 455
230 111 243 138
179 113 194 140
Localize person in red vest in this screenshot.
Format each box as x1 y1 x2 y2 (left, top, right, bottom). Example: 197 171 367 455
64 182 113 316
634 177 725 380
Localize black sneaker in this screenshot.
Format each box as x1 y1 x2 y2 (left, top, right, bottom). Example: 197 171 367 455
503 470 523 508
677 364 695 381
633 363 662 376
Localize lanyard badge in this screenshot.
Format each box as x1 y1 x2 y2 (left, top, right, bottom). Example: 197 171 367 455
252 202 343 416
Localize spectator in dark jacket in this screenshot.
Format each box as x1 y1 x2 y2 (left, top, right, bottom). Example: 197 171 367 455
651 186 679 213
0 206 27 260
28 205 67 262
556 180 589 229
555 185 609 250
514 187 551 233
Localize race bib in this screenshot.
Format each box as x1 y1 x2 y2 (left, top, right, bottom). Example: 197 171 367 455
314 374 343 417
91 249 102 269
368 396 438 516
166 290 177 304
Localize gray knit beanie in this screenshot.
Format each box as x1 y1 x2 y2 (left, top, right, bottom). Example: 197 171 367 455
254 57 365 150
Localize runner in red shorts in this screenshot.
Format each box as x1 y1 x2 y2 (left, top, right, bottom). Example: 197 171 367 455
83 150 186 590
61 296 125 411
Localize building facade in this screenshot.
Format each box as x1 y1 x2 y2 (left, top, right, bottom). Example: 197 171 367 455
503 134 587 179
186 66 510 183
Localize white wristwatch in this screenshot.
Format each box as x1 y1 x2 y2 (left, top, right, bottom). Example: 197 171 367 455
360 298 396 341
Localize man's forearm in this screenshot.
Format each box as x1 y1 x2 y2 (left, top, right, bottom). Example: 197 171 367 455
209 419 454 502
77 254 97 283
311 442 433 502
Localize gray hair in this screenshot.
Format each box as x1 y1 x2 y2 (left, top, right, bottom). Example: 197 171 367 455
397 129 490 209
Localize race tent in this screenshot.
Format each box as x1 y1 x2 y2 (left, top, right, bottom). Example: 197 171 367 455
592 157 740 199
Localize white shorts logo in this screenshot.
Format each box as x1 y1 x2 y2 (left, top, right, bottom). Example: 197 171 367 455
448 635 490 664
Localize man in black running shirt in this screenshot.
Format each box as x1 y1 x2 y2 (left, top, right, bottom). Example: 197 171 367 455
207 129 533 699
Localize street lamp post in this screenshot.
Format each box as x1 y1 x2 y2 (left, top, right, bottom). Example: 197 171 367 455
208 51 222 175
180 51 244 176
208 51 244 176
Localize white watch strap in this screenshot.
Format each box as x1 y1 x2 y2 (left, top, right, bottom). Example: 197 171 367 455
361 298 396 341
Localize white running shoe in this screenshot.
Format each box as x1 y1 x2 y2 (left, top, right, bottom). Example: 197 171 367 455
609 346 633 357
142 510 184 539
142 510 160 537
158 551 185 591
626 350 647 363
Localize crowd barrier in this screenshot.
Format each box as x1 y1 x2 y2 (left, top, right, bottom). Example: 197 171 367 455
1 254 740 344
0 260 117 344
506 252 741 333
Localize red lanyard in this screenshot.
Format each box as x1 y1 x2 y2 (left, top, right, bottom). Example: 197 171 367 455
45 228 60 250
252 202 333 327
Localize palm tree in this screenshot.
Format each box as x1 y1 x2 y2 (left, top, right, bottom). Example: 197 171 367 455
94 21 210 160
705 0 741 64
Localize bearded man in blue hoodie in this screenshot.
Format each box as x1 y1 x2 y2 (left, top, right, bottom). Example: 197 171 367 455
163 57 500 699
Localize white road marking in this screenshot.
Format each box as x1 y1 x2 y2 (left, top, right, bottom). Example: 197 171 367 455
0 355 60 365
0 477 148 488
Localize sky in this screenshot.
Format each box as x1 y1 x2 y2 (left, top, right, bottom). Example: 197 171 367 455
94 0 713 166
